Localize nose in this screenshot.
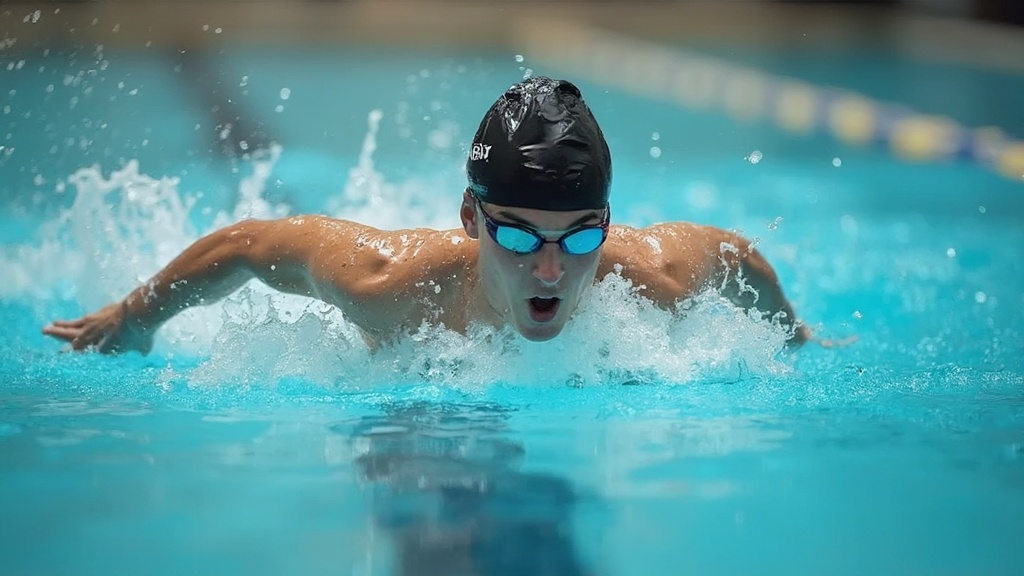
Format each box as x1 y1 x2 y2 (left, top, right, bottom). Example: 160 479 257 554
532 243 565 287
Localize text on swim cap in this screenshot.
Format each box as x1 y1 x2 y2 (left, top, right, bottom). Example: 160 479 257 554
470 143 492 161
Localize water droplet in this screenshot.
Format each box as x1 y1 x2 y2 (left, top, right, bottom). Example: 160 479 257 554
215 27 223 34
975 291 987 304
746 150 762 164
275 104 284 113
946 248 956 258
832 157 842 167
649 146 662 159
978 205 986 214
202 24 210 31
279 88 290 100
651 132 660 141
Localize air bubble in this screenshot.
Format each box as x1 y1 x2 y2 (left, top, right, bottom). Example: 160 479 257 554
650 146 662 159
746 150 762 164
832 157 842 167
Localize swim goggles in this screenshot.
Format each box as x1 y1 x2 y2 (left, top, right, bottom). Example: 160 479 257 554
474 196 610 255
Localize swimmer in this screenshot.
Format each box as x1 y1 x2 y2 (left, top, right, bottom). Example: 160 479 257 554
43 77 811 354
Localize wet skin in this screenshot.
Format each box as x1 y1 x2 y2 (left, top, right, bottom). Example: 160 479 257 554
43 191 809 353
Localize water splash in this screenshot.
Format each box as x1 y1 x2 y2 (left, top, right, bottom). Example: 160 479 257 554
186 272 795 390
325 109 460 230
5 106 796 389
1 161 198 306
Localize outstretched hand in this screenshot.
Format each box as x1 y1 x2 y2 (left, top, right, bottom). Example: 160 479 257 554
42 302 153 355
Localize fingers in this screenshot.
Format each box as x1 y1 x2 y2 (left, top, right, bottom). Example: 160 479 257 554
49 318 88 329
42 318 87 341
43 310 129 354
817 334 859 348
44 323 109 351
42 324 81 342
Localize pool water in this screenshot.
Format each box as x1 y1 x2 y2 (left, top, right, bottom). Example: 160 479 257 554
2 43 1024 576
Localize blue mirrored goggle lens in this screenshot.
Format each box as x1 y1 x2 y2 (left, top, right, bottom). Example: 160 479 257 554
494 226 542 254
492 224 606 255
560 227 606 255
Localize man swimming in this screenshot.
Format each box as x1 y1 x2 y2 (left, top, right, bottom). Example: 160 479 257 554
43 77 810 354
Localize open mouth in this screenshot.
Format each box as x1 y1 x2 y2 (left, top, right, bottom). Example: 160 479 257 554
528 297 561 323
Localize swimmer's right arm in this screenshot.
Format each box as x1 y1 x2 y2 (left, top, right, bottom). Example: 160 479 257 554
43 216 343 354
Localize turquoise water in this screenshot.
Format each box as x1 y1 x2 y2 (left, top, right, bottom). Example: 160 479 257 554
2 43 1024 576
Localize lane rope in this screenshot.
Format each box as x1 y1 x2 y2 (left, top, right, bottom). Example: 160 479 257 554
517 21 1024 183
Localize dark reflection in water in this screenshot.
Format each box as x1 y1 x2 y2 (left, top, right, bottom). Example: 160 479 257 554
346 401 598 576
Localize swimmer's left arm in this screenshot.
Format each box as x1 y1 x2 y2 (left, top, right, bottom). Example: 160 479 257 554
712 232 810 345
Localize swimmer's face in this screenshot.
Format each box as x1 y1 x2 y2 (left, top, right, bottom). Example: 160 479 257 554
460 191 606 342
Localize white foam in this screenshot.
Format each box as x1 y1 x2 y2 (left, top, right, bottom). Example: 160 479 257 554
182 271 795 389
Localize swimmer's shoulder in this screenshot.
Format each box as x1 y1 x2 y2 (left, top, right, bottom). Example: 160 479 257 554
600 221 737 303
376 227 477 289
293 217 474 288
605 221 723 259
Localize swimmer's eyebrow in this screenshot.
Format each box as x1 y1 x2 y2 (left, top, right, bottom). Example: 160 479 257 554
491 209 604 230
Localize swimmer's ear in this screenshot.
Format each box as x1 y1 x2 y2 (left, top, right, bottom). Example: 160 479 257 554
460 188 480 239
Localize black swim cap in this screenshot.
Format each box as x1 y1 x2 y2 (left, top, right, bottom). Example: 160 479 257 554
466 77 611 211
